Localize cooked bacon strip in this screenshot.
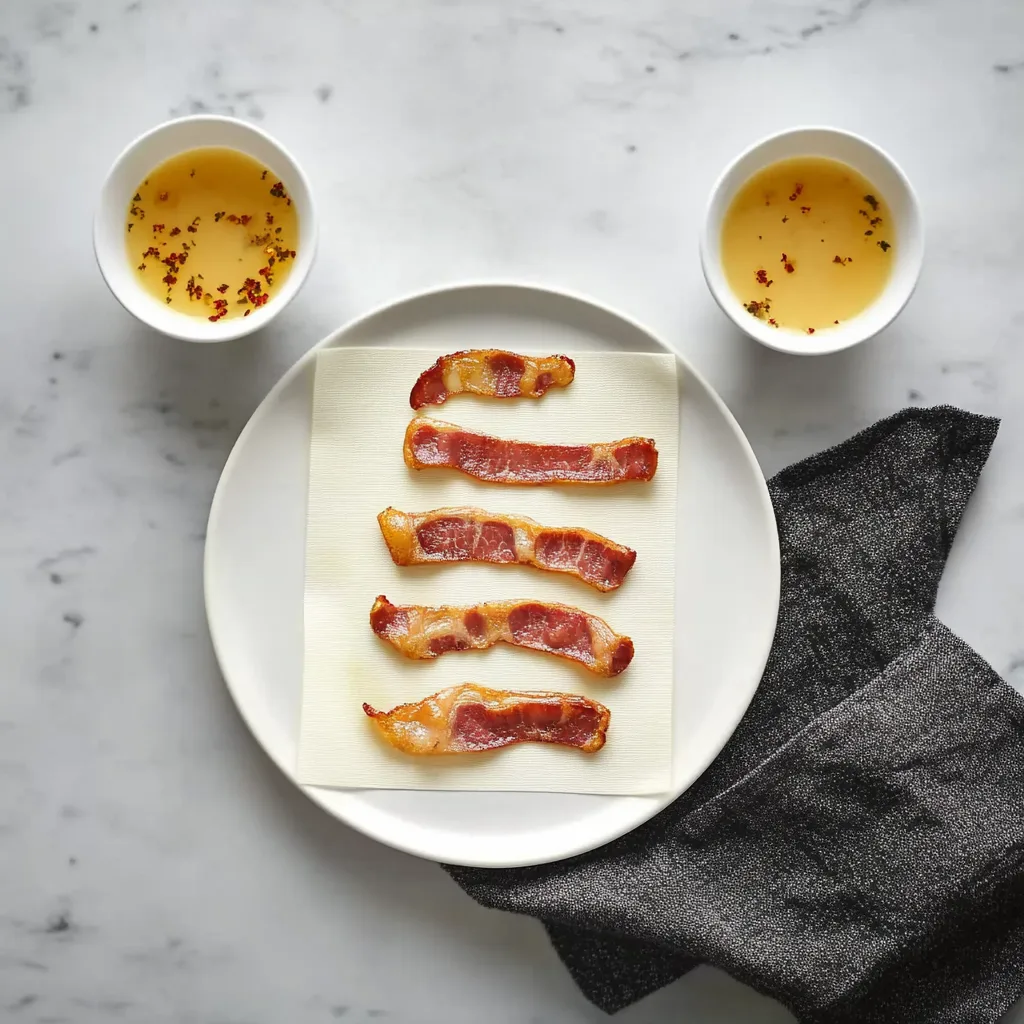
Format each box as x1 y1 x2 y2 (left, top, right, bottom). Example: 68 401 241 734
410 350 575 409
378 506 637 592
363 683 609 754
403 419 658 486
370 595 634 677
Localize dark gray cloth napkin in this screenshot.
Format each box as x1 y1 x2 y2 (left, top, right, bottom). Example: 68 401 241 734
446 407 1024 1023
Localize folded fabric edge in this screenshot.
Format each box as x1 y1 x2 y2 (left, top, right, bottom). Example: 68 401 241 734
679 619 1024 1023
544 921 700 1014
771 405 998 503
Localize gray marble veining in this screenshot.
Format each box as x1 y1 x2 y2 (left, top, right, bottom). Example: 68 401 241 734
2 1 1023 1021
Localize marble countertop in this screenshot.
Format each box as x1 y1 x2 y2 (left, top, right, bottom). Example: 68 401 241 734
3 0 1023 1021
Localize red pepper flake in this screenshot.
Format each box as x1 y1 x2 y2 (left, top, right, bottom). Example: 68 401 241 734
788 183 803 201
864 194 879 211
208 312 226 322
768 318 777 327
269 181 287 199
169 226 181 236
132 192 141 202
158 191 169 201
213 299 228 310
215 211 226 223
781 215 789 223
142 246 160 259
195 285 203 299
800 206 811 213
870 216 882 226
266 213 274 225
162 273 177 285
127 223 134 232
807 327 815 334
834 319 839 324
261 170 268 180
137 263 145 271
187 225 198 233
755 269 767 284
244 308 252 316
877 240 891 252
236 274 270 308
864 230 873 236
859 209 869 218
217 283 229 294
226 214 240 223
153 224 165 233
130 204 144 220
240 214 252 225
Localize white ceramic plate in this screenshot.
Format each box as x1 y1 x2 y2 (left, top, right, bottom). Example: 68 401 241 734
204 283 780 867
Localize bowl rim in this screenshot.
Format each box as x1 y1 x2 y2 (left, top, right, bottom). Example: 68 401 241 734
93 114 317 344
698 124 924 357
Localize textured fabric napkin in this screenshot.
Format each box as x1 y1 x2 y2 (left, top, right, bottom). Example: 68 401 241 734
447 407 1024 1023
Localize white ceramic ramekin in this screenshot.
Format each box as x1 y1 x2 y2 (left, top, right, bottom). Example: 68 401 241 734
699 126 923 356
94 115 317 343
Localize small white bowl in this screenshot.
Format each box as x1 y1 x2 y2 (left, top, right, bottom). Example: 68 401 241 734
699 126 923 356
94 115 317 343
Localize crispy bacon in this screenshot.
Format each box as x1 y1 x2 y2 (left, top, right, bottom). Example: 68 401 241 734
370 595 634 676
378 506 636 592
403 419 658 486
363 683 609 754
409 350 575 409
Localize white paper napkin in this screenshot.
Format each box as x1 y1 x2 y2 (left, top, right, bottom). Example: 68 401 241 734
298 347 678 794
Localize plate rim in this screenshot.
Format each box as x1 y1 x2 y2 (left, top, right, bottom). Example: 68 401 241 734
204 280 781 867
